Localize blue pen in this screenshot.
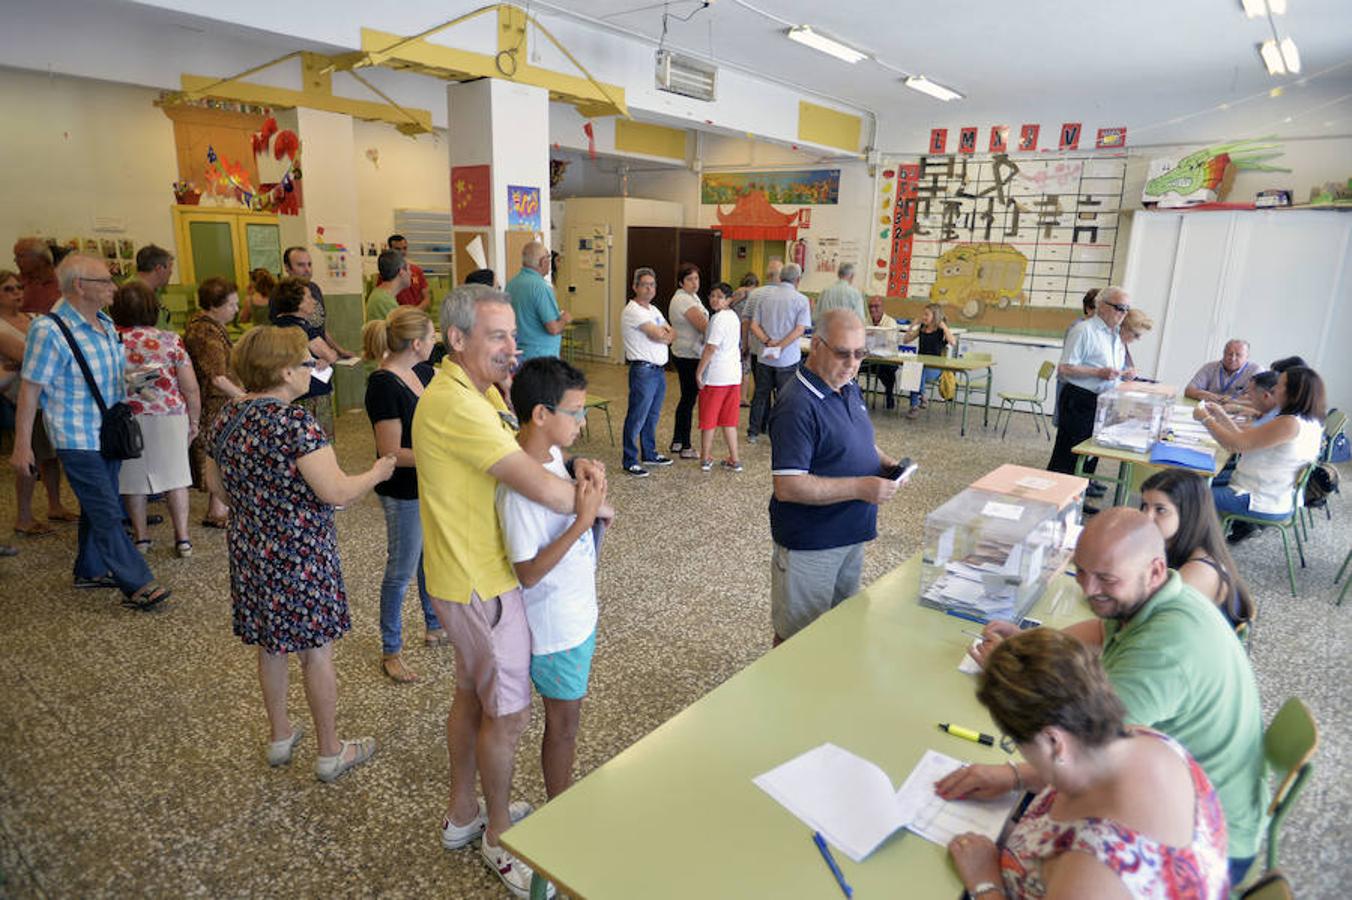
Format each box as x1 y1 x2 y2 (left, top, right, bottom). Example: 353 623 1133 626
812 831 853 898
945 608 988 625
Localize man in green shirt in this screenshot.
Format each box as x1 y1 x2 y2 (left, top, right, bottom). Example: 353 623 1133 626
951 509 1266 885
365 249 409 322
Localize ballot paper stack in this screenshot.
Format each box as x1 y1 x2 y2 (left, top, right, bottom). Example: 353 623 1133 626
1149 404 1219 471
919 488 1060 624
1092 387 1174 452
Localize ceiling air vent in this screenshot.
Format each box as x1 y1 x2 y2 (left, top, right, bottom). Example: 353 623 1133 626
656 50 717 102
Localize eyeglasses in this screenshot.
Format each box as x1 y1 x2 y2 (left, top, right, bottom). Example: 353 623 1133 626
299 359 317 369
0 283 20 292
816 335 869 361
1103 301 1130 313
78 276 115 285
546 405 588 423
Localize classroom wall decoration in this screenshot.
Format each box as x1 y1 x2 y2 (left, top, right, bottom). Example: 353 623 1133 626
700 170 840 205
1142 139 1287 208
507 185 542 231
451 165 491 227
871 152 1128 313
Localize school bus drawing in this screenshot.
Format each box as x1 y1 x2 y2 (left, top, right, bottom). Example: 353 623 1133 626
929 243 1028 317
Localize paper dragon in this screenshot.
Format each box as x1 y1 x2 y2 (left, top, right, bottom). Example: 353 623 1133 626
1143 139 1289 208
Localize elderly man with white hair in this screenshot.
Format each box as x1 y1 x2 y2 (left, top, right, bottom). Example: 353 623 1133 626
1047 284 1132 478
812 261 867 328
507 239 570 361
748 262 812 443
1184 339 1259 404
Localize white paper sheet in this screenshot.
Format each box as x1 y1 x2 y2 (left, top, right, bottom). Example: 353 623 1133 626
894 751 1017 846
311 365 334 384
980 501 1025 521
760 345 783 362
898 360 923 393
1014 475 1055 491
958 638 983 675
466 235 487 270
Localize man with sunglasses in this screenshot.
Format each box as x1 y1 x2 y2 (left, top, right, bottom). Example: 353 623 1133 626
766 308 910 645
1047 285 1132 479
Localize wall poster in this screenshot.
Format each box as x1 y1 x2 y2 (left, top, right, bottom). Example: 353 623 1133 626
700 170 840 205
872 153 1127 315
507 185 542 231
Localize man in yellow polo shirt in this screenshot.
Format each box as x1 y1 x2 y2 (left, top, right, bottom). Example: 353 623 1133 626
414 284 606 899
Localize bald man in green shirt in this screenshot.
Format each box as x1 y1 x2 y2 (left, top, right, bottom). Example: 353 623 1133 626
948 509 1267 886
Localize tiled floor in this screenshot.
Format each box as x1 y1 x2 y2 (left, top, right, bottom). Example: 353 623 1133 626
1 360 1347 897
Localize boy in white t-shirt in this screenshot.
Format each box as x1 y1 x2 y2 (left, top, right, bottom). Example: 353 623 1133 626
695 281 744 472
495 356 608 800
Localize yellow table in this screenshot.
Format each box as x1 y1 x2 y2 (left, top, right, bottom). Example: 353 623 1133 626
501 555 1089 899
869 354 995 437
1071 438 1230 506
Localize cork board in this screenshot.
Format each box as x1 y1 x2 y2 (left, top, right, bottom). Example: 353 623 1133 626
453 229 488 285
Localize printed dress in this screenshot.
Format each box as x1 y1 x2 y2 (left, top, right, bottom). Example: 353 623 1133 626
207 396 349 653
1000 729 1229 899
183 311 238 488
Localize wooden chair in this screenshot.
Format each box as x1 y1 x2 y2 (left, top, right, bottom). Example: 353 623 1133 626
994 360 1055 440
1221 463 1315 597
1261 698 1319 873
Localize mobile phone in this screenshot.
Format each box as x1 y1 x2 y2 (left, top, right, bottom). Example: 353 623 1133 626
884 457 918 483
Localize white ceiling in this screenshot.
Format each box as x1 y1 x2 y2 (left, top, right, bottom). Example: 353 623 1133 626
549 0 1352 146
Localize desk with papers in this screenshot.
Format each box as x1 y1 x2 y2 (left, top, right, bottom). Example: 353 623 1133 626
500 554 1090 899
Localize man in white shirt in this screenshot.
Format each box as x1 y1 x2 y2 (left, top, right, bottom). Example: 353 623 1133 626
812 262 866 329
1048 285 1131 476
620 267 675 477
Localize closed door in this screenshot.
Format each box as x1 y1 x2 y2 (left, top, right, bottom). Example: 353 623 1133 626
188 220 236 283
173 207 281 292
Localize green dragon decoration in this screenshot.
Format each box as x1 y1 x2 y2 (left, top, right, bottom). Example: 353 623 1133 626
1144 138 1289 206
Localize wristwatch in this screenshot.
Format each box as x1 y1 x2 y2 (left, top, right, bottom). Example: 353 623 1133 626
969 882 1002 898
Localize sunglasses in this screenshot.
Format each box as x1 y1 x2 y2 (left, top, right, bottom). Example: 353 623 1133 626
1103 301 1130 313
78 276 116 285
546 405 588 423
817 335 869 361
299 359 317 369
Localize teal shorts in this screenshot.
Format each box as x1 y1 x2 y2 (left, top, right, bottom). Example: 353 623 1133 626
529 631 596 701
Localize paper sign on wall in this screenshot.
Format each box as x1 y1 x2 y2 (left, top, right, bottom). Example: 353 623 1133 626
1059 123 1082 151
958 127 978 155
989 126 1009 153
1096 127 1127 149
1018 124 1040 152
929 128 948 154
507 185 542 231
451 165 491 227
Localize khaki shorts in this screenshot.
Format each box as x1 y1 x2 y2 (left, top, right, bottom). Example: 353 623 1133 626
770 542 865 641
434 588 531 717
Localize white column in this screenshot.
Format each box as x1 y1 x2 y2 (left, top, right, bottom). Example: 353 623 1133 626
274 107 361 297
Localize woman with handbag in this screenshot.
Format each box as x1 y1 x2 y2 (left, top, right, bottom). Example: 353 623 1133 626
109 281 201 558
205 325 395 781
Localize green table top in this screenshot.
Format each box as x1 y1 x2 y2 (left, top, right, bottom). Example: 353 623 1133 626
500 555 1089 899
865 353 995 371
1071 438 1229 477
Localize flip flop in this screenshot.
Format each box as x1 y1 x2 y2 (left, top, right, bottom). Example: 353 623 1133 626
46 510 80 523
14 521 54 536
123 583 171 611
381 655 422 684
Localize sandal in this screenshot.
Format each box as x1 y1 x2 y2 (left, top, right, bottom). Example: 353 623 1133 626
74 574 119 590
14 521 54 536
175 540 193 558
424 629 451 648
46 510 80 523
266 726 305 767
382 654 421 683
200 516 228 529
123 582 172 611
315 736 377 783
134 539 152 554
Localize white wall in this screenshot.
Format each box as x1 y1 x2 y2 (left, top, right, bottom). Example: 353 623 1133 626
0 68 177 259
352 120 451 246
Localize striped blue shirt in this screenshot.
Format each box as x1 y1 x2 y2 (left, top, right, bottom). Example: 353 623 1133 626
21 299 126 451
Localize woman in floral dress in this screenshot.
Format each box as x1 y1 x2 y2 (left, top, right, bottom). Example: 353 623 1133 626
110 281 200 556
205 325 395 783
183 276 244 528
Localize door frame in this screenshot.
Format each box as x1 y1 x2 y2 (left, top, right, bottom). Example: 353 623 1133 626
171 205 281 289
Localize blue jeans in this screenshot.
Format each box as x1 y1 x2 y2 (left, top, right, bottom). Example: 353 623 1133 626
56 449 154 596
378 494 440 654
909 367 941 409
622 363 667 468
749 362 797 439
1212 484 1291 522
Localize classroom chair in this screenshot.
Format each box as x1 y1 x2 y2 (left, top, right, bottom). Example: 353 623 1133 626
1221 463 1315 597
1334 546 1351 607
1260 697 1319 874
993 360 1055 440
1239 870 1293 900
581 394 614 446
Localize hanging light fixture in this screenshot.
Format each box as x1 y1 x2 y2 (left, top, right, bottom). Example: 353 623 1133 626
785 26 868 64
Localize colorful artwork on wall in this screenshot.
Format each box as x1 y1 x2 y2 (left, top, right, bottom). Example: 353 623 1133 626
873 152 1127 311
700 170 840 205
1142 139 1287 208
451 165 491 227
1096 127 1128 149
507 185 542 231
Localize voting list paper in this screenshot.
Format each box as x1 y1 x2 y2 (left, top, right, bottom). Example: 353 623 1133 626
753 744 1017 862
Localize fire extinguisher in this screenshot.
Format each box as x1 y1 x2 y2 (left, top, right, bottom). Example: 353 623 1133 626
792 238 807 271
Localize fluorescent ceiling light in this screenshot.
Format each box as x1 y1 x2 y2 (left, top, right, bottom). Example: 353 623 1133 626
1258 39 1286 74
1279 37 1301 73
786 26 868 64
1240 0 1266 17
904 75 964 102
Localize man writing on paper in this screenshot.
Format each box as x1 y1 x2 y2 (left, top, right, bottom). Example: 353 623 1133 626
767 308 910 645
1184 339 1259 405
939 509 1266 886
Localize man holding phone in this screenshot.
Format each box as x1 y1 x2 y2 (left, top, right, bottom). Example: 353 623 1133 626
767 308 912 645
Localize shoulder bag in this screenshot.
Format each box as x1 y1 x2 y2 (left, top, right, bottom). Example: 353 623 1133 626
45 313 143 460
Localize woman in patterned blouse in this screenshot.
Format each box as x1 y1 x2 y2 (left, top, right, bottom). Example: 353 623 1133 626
183 277 245 528
940 629 1228 899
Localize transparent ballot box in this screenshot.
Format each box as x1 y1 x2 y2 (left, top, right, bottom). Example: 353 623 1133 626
920 488 1061 624
1092 387 1174 453
968 464 1087 553
865 325 900 356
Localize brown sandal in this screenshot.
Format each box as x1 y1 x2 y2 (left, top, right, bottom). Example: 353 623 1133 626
381 655 421 683
14 521 54 536
200 516 228 529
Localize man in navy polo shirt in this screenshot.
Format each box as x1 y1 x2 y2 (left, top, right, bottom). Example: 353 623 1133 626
767 309 910 644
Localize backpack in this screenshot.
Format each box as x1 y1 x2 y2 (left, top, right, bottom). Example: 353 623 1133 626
1304 462 1340 510
1326 421 1350 463
937 370 957 401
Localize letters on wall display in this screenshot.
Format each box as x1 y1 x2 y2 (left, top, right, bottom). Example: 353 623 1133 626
872 152 1127 315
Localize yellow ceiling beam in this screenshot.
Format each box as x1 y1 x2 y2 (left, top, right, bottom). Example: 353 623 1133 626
176 72 434 134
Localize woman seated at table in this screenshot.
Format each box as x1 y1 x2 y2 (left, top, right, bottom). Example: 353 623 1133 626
900 301 954 419
1194 365 1324 532
1140 470 1254 631
941 629 1229 899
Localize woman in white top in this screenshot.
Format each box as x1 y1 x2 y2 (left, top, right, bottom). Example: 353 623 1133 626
1196 365 1325 522
695 282 743 472
667 262 708 459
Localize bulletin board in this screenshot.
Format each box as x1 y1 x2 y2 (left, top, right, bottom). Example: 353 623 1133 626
505 230 542 279
871 154 1127 317
453 229 488 284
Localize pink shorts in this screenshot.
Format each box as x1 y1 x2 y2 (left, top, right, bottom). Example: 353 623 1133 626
434 588 531 717
699 384 740 430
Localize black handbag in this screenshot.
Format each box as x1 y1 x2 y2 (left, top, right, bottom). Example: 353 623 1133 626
45 313 143 460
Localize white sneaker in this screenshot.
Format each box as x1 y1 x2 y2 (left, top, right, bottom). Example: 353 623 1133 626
441 799 534 850
482 839 554 899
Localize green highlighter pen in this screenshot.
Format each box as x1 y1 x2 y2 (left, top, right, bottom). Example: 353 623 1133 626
939 722 995 746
